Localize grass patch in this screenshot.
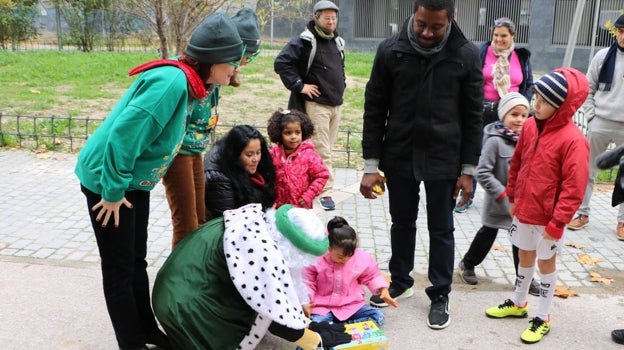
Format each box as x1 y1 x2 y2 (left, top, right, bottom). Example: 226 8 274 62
596 168 618 183
0 49 372 118
0 51 159 115
0 49 610 176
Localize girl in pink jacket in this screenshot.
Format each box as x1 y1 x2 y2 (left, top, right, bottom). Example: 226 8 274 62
268 109 329 209
303 217 398 327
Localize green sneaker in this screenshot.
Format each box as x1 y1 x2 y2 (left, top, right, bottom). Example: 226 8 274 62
485 299 528 318
520 317 550 343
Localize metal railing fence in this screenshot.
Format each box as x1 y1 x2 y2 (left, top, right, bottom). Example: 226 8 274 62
1 112 618 181
0 113 363 168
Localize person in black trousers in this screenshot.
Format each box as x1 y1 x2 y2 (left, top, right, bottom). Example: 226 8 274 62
457 92 539 296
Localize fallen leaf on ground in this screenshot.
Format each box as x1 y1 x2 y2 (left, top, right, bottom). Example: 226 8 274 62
554 284 578 298
491 242 506 252
589 271 614 285
565 241 586 249
577 253 602 266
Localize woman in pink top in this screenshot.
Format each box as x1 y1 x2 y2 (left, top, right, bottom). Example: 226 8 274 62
268 109 329 209
455 17 533 213
480 17 533 126
303 217 398 327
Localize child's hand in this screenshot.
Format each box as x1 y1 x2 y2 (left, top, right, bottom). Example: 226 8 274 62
379 287 399 308
298 198 308 207
302 303 315 317
537 234 558 260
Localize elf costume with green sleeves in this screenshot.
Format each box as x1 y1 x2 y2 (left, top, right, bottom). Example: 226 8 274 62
152 204 351 350
75 65 193 201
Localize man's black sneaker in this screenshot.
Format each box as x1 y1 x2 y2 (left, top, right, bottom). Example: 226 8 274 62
319 196 336 210
612 329 624 344
427 294 450 329
369 284 414 307
528 279 540 296
458 260 478 285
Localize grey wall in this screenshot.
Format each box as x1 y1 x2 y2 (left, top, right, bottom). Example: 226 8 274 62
338 0 604 74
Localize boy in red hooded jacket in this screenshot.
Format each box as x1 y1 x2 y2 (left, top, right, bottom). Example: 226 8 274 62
484 67 589 344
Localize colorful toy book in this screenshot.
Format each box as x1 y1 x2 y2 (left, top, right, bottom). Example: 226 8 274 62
331 320 388 350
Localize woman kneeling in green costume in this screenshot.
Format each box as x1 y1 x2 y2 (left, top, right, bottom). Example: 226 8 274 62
152 203 351 350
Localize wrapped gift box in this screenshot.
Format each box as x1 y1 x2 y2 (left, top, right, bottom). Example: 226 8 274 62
331 320 388 350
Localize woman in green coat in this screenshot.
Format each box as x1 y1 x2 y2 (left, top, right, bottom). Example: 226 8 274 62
75 13 244 350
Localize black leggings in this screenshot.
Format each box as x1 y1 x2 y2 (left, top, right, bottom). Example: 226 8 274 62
463 225 520 275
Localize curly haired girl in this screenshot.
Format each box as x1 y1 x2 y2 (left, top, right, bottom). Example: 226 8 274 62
267 109 329 209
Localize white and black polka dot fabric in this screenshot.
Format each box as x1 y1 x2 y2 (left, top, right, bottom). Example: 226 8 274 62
223 204 307 349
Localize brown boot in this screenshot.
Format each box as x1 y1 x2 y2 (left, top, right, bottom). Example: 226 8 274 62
617 222 624 241
567 214 589 230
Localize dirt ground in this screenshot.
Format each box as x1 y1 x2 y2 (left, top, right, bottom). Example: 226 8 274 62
43 71 369 129
595 183 615 192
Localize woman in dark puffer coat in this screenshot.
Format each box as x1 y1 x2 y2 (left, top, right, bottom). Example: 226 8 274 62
203 125 276 220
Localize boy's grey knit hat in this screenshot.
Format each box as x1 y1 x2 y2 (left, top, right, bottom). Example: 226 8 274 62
498 92 529 120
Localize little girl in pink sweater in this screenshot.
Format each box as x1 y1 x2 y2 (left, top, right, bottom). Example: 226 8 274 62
303 217 398 327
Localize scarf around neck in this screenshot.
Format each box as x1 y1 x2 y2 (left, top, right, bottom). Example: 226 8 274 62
597 41 623 91
406 14 452 57
313 19 335 40
493 120 521 142
128 59 207 99
492 43 515 99
250 172 266 187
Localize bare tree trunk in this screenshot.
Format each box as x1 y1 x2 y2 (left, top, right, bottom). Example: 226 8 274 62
119 0 234 58
154 0 168 58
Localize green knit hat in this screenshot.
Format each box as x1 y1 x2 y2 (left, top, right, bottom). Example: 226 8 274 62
185 12 244 65
231 8 261 53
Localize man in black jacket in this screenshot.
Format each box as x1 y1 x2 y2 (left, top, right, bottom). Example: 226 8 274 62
274 0 346 211
359 0 483 330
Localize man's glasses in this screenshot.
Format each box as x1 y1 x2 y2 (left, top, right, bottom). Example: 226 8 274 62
245 50 261 64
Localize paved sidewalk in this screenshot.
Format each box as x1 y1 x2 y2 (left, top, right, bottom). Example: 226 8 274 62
1 149 623 349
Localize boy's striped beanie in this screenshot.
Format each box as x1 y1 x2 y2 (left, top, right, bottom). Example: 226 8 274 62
533 71 568 109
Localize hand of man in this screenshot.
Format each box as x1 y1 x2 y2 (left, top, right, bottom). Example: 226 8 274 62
301 84 320 99
360 173 385 199
454 175 473 207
